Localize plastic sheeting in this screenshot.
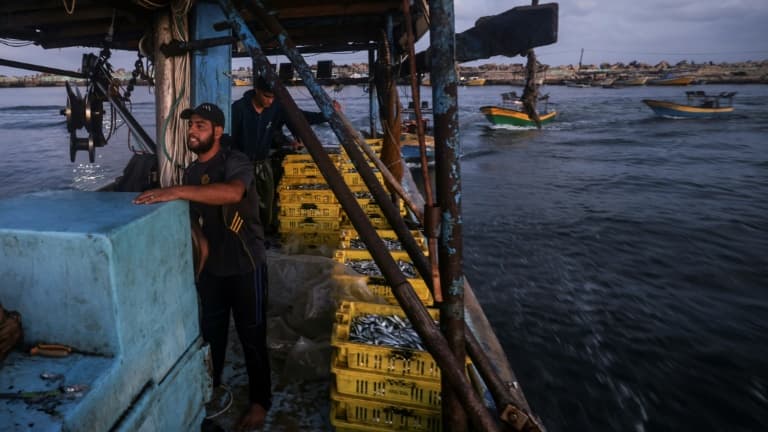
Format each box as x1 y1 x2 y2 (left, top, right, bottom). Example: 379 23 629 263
266 249 386 381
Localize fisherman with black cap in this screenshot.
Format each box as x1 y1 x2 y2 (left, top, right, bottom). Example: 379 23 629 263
231 76 341 234
134 102 272 430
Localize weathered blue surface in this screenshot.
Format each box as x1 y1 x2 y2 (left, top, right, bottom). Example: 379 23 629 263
0 191 210 431
191 2 232 132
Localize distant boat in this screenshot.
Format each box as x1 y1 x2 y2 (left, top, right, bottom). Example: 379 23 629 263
479 91 557 127
647 75 696 86
563 80 590 88
400 132 434 162
464 76 486 86
613 76 648 86
233 78 251 86
642 91 736 118
401 101 435 164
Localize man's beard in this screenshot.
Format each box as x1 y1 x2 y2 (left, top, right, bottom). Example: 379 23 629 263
188 134 214 154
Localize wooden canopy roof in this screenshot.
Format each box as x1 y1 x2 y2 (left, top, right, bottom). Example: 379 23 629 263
0 0 428 55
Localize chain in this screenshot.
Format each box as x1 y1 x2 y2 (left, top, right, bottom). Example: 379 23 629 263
125 53 155 100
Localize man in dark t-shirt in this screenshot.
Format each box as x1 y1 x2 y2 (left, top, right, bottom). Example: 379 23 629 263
134 102 270 430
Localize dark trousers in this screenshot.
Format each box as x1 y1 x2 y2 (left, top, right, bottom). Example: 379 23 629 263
197 264 272 410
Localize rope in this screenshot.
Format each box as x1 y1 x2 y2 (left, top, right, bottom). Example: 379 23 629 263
204 385 233 420
62 0 76 15
157 2 193 187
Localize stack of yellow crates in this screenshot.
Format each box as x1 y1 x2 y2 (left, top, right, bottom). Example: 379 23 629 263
329 301 445 432
277 152 343 247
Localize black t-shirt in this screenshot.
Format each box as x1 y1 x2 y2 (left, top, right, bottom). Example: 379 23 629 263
184 148 265 276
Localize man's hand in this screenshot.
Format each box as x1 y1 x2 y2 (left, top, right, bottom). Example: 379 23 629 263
133 187 177 205
332 99 343 112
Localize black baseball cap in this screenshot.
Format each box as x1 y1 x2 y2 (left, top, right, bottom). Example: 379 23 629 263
254 76 272 93
180 102 225 127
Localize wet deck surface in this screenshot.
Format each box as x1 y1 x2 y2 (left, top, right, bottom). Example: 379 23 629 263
201 249 349 431
203 332 332 431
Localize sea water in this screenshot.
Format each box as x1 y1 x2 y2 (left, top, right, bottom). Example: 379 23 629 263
1 84 766 432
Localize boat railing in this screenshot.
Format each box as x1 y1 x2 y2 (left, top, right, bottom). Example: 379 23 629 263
685 90 737 108
500 91 552 113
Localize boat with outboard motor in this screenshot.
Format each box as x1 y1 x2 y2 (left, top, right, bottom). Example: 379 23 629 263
480 91 557 127
642 91 737 118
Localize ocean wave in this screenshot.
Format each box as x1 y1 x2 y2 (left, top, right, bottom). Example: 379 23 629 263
0 105 64 112
0 119 67 129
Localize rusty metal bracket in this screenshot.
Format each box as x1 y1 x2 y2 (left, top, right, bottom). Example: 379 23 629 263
159 36 237 57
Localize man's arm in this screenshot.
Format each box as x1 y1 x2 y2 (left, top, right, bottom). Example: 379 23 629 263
133 179 246 206
302 100 342 125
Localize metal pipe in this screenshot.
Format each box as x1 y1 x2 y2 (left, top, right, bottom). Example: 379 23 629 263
368 48 376 138
91 79 157 153
0 58 85 79
216 2 500 431
429 0 466 430
240 0 432 289
401 0 442 303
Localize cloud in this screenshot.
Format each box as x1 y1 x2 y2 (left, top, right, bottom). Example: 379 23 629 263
2 0 767 76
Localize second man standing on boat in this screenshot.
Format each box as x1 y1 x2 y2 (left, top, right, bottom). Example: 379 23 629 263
231 76 341 235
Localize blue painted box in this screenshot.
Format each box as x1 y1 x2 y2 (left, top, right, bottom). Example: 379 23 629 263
0 191 210 431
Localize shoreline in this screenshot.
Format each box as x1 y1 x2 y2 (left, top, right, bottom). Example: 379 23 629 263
2 59 767 87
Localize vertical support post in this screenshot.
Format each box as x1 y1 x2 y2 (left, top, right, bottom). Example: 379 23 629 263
368 48 376 138
190 1 232 132
153 12 175 186
429 0 466 431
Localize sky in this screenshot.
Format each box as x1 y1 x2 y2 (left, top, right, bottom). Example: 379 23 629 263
2 0 768 77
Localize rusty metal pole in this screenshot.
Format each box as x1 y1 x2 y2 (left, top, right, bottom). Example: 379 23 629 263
429 0 467 430
368 48 377 138
402 0 442 303
216 3 500 431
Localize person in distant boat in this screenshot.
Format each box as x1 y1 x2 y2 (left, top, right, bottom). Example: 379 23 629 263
133 102 271 430
231 76 341 234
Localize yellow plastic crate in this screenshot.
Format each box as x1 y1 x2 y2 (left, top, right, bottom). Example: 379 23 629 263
341 213 390 229
338 160 377 173
331 273 433 306
338 229 426 253
280 202 342 218
332 366 442 409
340 229 423 243
333 248 412 264
341 170 385 191
330 388 441 432
279 216 340 234
282 161 324 178
366 277 432 306
282 231 340 245
279 187 339 204
279 175 327 187
283 151 342 165
341 139 384 160
332 302 443 381
350 195 407 218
